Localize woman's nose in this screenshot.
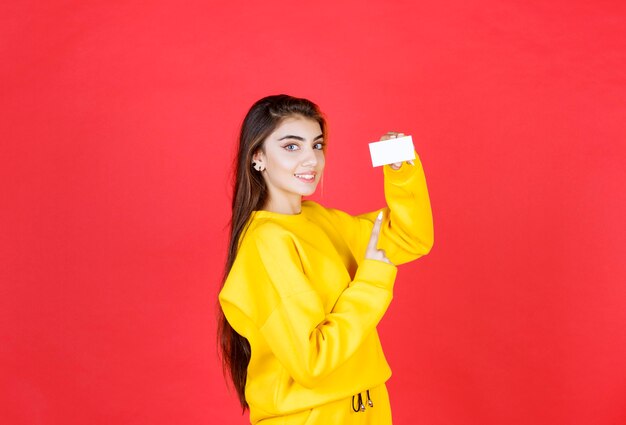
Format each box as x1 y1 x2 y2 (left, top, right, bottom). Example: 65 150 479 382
301 149 318 167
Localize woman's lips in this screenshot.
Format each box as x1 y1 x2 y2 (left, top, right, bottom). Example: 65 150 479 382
294 172 316 183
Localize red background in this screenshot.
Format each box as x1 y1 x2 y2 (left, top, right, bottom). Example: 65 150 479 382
2 1 625 424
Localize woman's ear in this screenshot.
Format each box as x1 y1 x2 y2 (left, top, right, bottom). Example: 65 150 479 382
251 150 265 172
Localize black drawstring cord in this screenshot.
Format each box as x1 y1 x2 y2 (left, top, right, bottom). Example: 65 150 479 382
351 390 374 412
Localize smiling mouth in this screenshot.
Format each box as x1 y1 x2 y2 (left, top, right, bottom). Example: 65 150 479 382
294 172 316 183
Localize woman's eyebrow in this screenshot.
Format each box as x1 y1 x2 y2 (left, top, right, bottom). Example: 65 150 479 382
277 134 324 142
278 135 305 141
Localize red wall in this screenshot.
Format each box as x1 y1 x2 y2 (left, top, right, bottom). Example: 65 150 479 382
2 1 625 424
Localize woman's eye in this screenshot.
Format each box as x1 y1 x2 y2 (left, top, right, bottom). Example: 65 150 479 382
314 142 325 150
284 144 299 151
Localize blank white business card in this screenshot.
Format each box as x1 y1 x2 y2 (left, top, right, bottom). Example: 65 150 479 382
368 135 416 167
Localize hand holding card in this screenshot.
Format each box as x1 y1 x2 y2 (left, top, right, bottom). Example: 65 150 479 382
368 134 416 167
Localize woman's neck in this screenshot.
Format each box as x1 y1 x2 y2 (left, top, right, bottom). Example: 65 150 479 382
262 195 302 215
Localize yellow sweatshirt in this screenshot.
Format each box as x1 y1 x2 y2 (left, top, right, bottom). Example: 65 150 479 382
219 154 434 424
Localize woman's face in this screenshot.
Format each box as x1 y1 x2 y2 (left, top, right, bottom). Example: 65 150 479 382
253 115 325 213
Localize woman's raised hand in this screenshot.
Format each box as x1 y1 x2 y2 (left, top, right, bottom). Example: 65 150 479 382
365 211 393 265
379 131 415 170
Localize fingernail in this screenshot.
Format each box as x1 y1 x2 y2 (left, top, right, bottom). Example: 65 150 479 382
377 211 383 220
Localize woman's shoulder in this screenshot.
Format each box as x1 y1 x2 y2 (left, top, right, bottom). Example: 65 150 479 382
239 211 306 254
239 219 289 252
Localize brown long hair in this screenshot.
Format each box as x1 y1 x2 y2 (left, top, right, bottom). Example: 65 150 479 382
218 94 327 410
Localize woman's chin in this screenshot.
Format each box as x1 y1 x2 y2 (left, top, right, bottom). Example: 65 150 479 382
299 186 318 197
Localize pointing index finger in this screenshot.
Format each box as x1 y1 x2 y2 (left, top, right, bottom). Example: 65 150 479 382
367 211 384 250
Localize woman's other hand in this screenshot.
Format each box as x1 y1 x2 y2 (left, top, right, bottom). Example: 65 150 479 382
365 211 393 265
379 131 415 170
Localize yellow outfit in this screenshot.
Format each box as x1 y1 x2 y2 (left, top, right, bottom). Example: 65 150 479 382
219 154 434 424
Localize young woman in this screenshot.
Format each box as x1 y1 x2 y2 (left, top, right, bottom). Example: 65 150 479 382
218 94 434 424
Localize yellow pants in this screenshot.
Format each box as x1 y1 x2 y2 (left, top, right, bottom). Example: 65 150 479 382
256 384 392 425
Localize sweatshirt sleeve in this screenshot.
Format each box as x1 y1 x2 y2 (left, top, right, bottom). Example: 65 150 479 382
327 151 434 266
230 225 398 389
